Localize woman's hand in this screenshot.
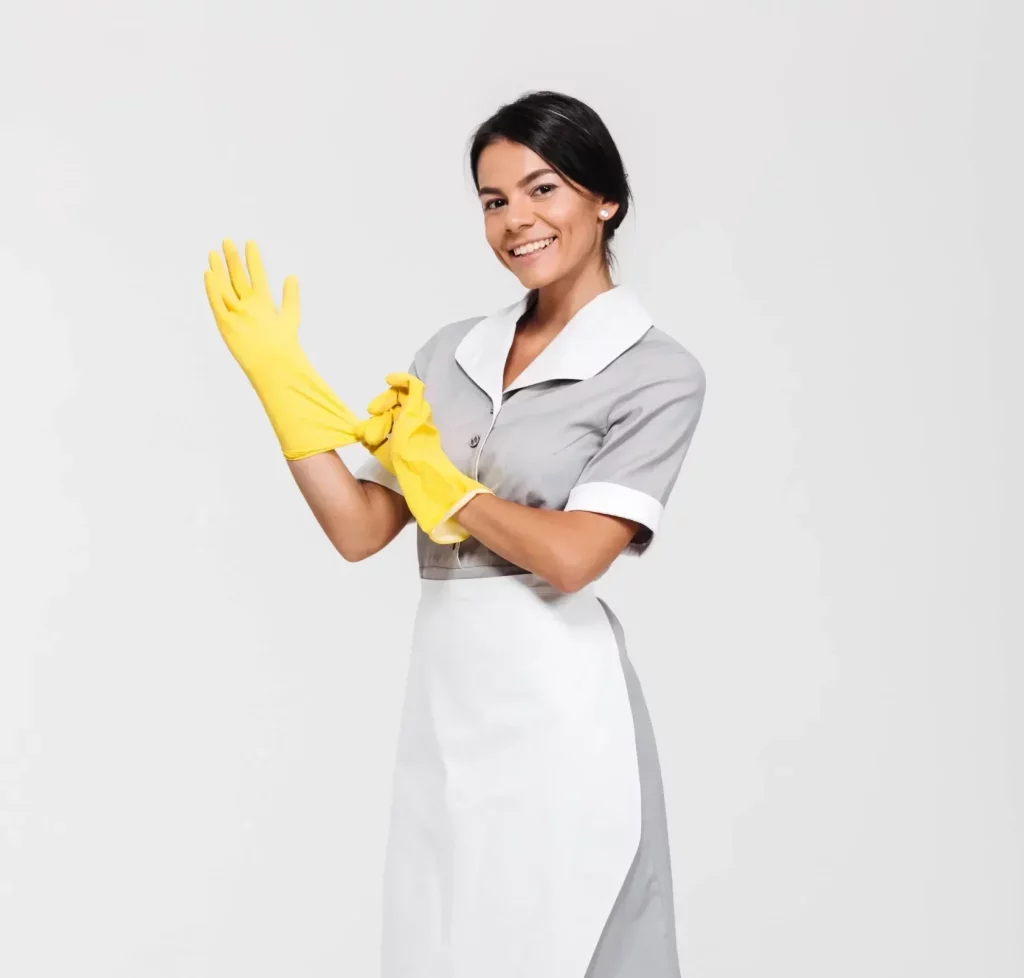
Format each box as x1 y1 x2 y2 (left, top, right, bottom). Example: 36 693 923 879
365 373 492 544
204 239 372 461
204 239 303 380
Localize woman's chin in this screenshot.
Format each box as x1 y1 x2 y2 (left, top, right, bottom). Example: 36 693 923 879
511 264 562 290
504 240 564 289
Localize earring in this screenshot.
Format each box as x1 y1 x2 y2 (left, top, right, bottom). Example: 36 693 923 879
599 209 609 219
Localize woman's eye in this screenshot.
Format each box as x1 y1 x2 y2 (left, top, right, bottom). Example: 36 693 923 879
483 185 553 211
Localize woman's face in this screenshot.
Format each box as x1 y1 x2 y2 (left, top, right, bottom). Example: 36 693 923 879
476 138 618 290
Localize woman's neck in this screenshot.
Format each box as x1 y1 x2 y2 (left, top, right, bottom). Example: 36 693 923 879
521 262 615 336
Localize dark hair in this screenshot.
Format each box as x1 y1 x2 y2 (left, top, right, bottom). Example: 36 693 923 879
468 90 633 270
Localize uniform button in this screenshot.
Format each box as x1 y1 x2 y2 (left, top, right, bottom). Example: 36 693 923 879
469 435 480 448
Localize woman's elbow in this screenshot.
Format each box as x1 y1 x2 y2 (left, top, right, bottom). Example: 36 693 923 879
548 519 635 592
549 554 600 594
554 574 588 594
332 536 371 562
333 531 388 563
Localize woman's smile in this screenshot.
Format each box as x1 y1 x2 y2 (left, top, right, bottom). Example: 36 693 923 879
508 235 558 264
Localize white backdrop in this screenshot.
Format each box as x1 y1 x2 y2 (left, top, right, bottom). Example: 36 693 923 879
1 1 1020 975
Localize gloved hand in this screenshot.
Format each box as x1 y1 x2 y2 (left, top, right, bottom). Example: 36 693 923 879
203 239 391 461
366 372 493 544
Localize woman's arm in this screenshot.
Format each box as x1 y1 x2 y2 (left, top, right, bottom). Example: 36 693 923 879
454 494 638 593
287 452 411 562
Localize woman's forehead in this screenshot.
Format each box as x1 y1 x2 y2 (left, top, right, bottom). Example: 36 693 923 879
476 140 549 182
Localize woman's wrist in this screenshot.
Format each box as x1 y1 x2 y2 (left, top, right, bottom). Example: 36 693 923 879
453 494 580 590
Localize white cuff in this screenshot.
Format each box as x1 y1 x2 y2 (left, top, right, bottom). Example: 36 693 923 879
564 482 663 534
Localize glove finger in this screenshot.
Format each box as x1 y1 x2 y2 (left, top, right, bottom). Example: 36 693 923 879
281 274 300 322
207 254 244 316
383 373 427 410
203 269 229 322
398 374 426 412
383 371 417 390
359 411 394 447
222 238 252 299
207 250 234 294
366 388 401 416
245 240 271 298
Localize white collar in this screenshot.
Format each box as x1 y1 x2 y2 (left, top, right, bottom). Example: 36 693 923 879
454 284 654 408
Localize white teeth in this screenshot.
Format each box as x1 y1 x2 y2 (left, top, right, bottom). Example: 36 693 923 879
512 237 554 256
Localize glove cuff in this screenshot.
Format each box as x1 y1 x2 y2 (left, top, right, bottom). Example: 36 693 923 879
243 347 364 460
427 487 493 545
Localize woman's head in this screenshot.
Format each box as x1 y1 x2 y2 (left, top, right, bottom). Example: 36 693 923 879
469 91 632 291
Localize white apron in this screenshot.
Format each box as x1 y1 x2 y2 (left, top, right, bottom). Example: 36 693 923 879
381 573 643 978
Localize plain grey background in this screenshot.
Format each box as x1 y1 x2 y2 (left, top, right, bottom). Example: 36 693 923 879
1 1 1020 975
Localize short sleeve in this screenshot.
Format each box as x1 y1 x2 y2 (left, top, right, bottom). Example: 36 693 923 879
563 354 706 553
353 359 418 496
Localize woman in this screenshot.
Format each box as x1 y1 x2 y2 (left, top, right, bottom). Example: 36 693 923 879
205 90 705 978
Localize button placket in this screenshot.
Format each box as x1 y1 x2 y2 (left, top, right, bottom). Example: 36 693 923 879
453 396 501 563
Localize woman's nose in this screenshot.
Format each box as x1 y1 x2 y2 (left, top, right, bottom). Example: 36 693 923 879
504 198 534 230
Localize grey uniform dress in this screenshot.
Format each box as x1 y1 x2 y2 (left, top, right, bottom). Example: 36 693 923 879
356 284 706 978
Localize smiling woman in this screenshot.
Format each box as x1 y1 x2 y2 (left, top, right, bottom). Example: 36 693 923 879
472 93 632 278
206 89 705 978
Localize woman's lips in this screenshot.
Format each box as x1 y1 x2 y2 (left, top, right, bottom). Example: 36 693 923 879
509 237 557 263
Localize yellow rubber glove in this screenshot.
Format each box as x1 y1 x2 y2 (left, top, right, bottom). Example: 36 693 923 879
203 239 391 461
366 373 493 544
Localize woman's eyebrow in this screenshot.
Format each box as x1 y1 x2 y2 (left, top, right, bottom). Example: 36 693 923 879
477 168 558 197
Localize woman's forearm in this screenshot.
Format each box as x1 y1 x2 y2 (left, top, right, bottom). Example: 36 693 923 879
454 493 636 593
286 452 410 561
